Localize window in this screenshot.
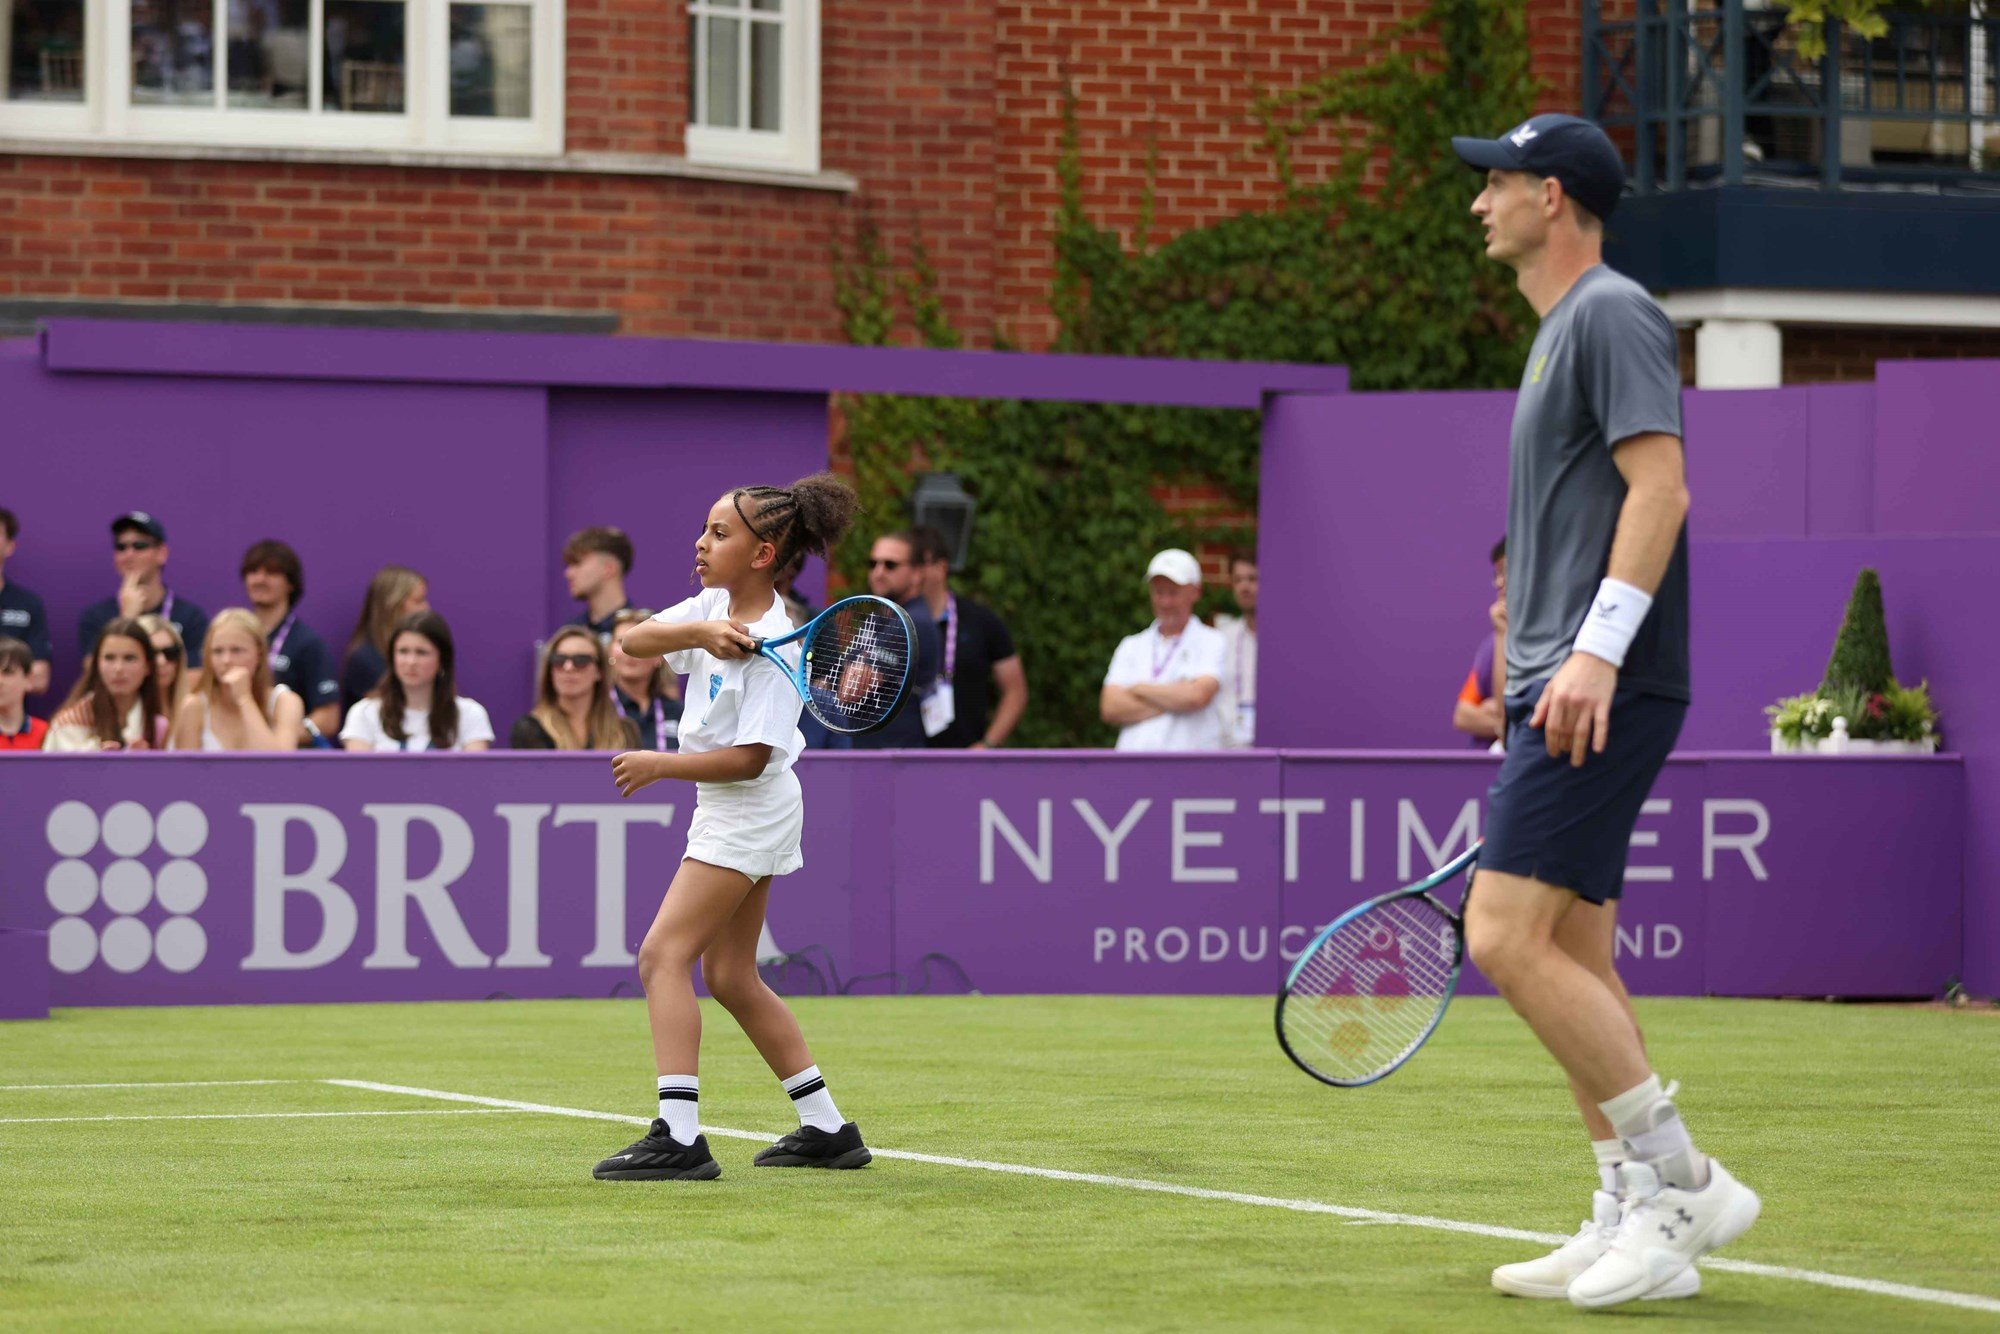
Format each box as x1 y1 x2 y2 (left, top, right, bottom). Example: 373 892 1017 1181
684 0 816 174
0 0 562 152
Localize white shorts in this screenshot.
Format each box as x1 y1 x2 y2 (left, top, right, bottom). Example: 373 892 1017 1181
684 768 804 882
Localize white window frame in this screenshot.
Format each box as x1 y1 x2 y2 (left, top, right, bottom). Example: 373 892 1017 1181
683 0 816 175
0 0 564 154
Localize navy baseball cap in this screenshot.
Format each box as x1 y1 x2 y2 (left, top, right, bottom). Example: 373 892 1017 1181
111 511 167 542
1451 114 1626 221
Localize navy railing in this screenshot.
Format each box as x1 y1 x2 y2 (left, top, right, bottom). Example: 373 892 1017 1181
1585 1 2000 191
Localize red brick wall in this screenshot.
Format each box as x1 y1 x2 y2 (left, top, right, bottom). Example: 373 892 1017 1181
0 0 1633 344
1783 326 2000 384
1674 324 2000 386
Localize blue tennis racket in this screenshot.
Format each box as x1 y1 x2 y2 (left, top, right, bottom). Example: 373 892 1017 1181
1275 841 1482 1087
751 594 918 736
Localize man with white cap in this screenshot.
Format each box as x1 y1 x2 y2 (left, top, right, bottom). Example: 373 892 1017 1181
1099 548 1228 751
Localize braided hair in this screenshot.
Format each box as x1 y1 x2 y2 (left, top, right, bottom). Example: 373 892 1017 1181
730 471 860 577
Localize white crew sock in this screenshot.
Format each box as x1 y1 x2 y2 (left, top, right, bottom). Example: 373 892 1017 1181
1591 1138 1624 1195
781 1065 844 1133
656 1074 699 1145
1598 1074 1708 1190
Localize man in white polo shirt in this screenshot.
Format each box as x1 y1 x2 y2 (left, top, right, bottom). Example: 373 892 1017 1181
1099 548 1228 751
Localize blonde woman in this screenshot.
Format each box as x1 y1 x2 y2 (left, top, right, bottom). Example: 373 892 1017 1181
168 609 304 752
137 612 190 723
342 565 429 715
44 618 166 751
510 626 637 750
610 608 683 752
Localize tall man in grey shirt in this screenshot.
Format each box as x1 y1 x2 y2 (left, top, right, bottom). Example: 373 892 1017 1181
1449 115 1759 1310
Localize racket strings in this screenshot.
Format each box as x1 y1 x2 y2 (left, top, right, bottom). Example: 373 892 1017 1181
1280 897 1458 1083
804 605 911 731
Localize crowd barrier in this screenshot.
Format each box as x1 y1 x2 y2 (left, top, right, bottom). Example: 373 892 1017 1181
0 750 1964 1013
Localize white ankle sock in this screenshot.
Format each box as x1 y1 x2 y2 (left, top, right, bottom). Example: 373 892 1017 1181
1598 1074 1707 1189
1591 1138 1624 1195
781 1065 844 1133
656 1074 699 1144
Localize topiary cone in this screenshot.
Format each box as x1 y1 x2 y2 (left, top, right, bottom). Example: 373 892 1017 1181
1822 567 1895 695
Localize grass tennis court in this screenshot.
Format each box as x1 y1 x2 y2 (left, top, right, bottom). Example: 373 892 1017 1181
4 995 1995 1331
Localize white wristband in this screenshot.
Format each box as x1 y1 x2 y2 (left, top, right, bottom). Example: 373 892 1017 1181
1571 578 1652 668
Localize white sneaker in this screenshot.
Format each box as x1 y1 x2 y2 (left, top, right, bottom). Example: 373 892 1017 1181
1568 1159 1761 1310
1492 1191 1700 1300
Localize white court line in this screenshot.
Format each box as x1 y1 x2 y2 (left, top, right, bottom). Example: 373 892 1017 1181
0 1109 517 1126
327 1080 2000 1316
0 1079 314 1091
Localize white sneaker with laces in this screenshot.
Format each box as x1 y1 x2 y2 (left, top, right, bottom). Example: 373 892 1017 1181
1491 1191 1700 1300
1568 1158 1761 1310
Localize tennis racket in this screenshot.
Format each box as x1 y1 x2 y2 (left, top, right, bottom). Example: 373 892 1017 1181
1275 841 1482 1087
751 594 918 736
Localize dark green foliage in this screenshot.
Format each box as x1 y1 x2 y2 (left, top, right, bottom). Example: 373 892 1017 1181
831 0 1537 746
1822 568 1895 696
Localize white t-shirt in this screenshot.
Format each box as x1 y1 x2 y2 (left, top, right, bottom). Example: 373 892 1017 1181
340 696 495 752
1103 616 1230 751
653 588 804 791
1214 616 1257 749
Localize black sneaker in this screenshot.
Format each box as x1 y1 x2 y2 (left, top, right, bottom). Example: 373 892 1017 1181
753 1121 872 1169
592 1121 722 1181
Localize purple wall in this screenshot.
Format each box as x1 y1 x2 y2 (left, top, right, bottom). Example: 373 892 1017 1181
543 390 832 634
4 321 1337 721
0 751 1962 1006
1259 364 2000 993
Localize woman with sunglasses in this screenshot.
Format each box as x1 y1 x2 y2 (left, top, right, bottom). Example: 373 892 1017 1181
511 627 637 750
137 613 190 723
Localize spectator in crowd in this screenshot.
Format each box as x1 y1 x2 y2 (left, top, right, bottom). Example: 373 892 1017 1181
342 565 429 715
1213 548 1259 749
563 526 635 643
774 549 814 630
0 507 52 697
907 524 1027 750
845 529 940 750
609 608 683 752
1451 538 1509 749
79 512 210 670
511 627 638 750
1100 548 1229 751
340 611 493 752
0 636 48 750
168 609 305 752
240 539 340 743
44 618 167 751
137 613 191 726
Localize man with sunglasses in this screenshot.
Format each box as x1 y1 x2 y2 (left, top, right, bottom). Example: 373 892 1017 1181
843 530 939 750
79 512 210 669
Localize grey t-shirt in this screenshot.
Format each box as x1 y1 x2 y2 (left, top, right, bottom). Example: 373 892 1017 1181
1505 265 1690 702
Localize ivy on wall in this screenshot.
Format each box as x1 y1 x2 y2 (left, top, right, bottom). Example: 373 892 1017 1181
831 0 1537 747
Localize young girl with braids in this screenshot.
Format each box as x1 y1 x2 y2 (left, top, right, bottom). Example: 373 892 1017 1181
593 473 870 1181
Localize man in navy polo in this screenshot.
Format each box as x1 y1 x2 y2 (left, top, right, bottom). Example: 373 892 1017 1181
0 507 52 698
78 512 210 669
241 538 341 743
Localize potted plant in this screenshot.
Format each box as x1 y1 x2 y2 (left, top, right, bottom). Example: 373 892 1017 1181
1767 568 1941 754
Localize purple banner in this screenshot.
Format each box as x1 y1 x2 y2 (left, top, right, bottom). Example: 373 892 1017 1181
0 751 1963 1007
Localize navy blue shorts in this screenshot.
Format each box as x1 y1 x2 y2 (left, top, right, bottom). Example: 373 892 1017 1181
1481 679 1686 905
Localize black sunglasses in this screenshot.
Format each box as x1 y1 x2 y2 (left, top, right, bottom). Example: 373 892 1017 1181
115 539 160 553
550 652 597 670
869 558 905 570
